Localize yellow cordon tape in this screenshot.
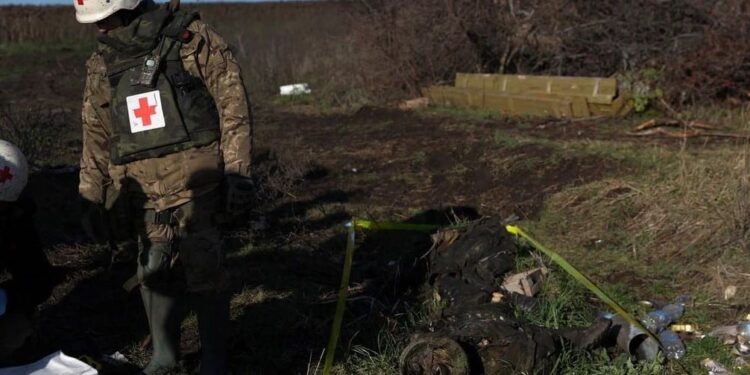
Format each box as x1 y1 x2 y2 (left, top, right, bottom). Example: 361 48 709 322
321 219 440 375
505 225 653 333
321 222 357 375
322 221 688 374
352 218 442 232
506 225 690 373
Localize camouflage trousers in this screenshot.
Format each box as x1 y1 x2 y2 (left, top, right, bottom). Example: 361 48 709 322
133 191 228 293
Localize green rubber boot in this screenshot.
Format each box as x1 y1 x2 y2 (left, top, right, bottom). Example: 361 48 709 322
140 286 182 375
193 292 230 375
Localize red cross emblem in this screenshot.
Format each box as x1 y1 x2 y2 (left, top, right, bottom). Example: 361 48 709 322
0 167 13 184
126 91 165 133
133 97 157 126
77 0 84 5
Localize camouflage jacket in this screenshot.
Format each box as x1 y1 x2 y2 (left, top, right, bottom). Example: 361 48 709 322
79 19 252 211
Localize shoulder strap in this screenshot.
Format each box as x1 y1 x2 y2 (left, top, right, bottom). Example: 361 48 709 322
161 10 200 42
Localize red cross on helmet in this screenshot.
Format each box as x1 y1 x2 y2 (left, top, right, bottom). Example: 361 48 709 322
0 140 28 203
73 0 143 24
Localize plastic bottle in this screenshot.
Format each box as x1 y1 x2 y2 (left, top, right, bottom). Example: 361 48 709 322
642 310 672 332
662 303 685 321
659 330 686 360
736 321 750 356
642 301 686 333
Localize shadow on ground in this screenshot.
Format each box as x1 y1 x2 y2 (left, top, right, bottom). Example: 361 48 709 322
222 205 479 374
17 165 478 375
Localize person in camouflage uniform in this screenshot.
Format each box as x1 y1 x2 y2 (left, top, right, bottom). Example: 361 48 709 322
74 0 253 373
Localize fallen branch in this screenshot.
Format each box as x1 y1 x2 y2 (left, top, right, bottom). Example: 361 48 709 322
633 118 719 132
627 128 750 139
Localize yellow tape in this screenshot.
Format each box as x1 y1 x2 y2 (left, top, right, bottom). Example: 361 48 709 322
322 222 357 375
323 219 440 374
353 219 441 231
324 221 687 374
505 226 675 364
507 225 691 373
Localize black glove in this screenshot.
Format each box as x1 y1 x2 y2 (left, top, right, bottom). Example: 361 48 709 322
80 199 108 243
224 174 255 216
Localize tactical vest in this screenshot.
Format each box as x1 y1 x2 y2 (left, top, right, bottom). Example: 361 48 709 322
101 8 220 165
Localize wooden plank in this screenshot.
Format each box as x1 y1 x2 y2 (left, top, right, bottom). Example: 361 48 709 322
589 92 633 117
455 73 487 90
424 86 482 108
484 92 574 118
457 73 617 104
428 84 624 118
524 92 591 117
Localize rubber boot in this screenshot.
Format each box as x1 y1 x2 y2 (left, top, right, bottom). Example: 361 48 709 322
140 286 182 375
557 318 612 350
193 292 230 375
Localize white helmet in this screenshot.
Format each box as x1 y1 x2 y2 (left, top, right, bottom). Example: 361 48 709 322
0 140 28 202
74 0 143 24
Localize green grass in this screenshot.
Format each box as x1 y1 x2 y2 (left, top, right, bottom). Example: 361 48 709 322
341 107 750 374
553 349 667 375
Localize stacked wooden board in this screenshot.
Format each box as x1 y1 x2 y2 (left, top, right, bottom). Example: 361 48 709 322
424 73 632 118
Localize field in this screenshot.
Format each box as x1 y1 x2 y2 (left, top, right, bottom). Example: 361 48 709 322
4 1 750 374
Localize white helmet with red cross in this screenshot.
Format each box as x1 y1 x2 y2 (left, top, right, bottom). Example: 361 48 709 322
0 140 28 203
73 0 143 24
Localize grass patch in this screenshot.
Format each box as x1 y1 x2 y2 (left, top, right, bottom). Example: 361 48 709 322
418 105 503 122
510 130 750 372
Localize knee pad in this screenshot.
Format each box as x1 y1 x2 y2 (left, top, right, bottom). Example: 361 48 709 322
138 244 174 287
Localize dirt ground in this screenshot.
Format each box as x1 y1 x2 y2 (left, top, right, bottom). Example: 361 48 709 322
5 99 728 374
5 37 750 374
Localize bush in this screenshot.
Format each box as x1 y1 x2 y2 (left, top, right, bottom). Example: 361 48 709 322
353 0 750 105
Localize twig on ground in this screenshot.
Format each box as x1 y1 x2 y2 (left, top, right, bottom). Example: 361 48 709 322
628 127 750 139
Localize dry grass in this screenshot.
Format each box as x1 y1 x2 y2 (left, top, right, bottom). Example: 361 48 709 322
194 2 366 105
528 137 750 317
0 2 366 106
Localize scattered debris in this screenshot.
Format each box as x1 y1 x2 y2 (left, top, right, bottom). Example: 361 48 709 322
702 358 731 375
279 83 311 96
725 285 738 301
501 267 548 297
602 296 690 362
425 73 632 118
736 356 748 367
705 318 750 367
490 292 504 303
660 330 687 360
671 324 699 333
106 351 129 364
628 118 750 139
398 97 429 110
735 322 750 356
709 324 739 345
633 118 718 132
609 315 661 361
